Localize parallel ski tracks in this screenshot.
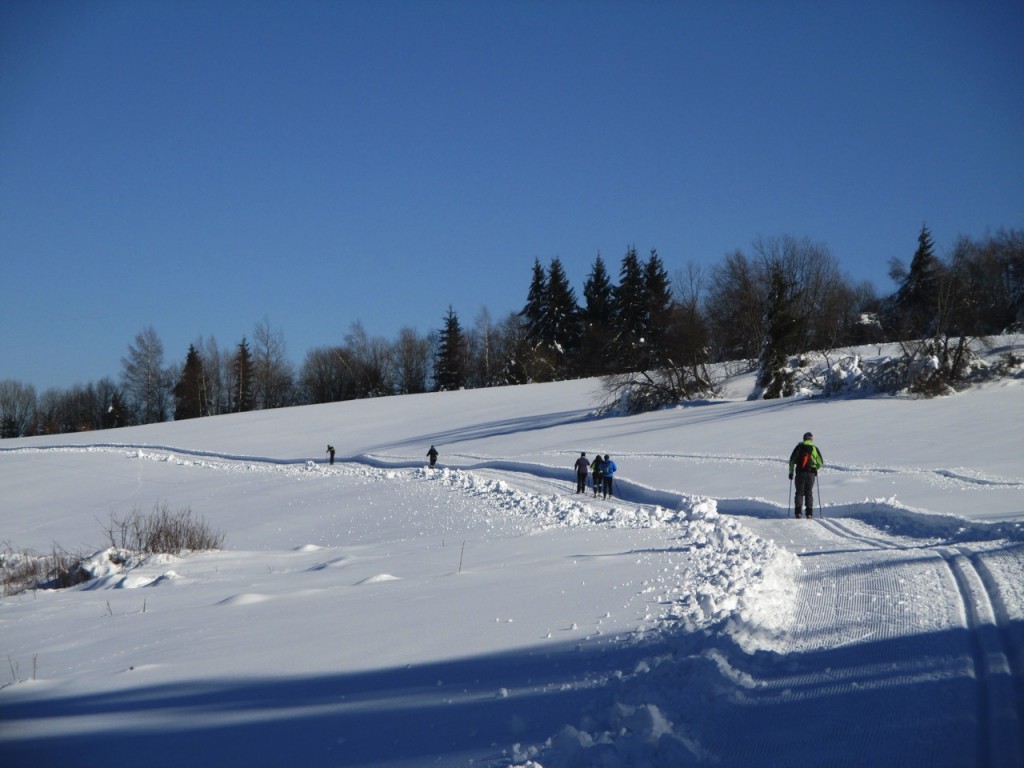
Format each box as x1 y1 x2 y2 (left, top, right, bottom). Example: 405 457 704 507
817 517 1024 767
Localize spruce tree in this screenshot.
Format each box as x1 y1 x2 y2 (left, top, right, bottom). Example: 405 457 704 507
756 261 799 399
231 338 254 412
580 254 615 375
434 306 466 391
544 257 581 375
889 225 943 338
521 258 548 347
613 246 647 370
643 249 673 368
173 344 208 420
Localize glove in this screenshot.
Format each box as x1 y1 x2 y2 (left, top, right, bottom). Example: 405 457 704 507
788 473 793 480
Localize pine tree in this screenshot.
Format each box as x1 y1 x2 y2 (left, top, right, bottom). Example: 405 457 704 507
756 261 799 399
104 390 129 429
231 338 254 412
521 258 548 346
544 257 581 375
434 306 466 391
580 254 615 375
889 225 943 338
613 246 647 370
642 249 673 368
173 344 208 420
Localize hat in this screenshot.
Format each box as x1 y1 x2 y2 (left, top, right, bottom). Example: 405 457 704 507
803 432 813 440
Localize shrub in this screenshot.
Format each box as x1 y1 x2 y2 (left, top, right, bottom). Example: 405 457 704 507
2 503 224 595
1 544 92 597
105 502 225 554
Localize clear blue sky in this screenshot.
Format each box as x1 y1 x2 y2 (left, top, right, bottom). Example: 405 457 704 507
2 0 1022 392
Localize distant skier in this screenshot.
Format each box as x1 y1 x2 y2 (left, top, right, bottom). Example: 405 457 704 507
573 452 590 494
326 445 335 465
789 432 824 518
590 453 605 497
601 454 617 499
427 445 439 468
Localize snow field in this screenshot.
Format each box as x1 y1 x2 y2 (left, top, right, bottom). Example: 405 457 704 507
2 355 1023 767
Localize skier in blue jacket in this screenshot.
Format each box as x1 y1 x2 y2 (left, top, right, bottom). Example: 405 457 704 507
601 454 617 499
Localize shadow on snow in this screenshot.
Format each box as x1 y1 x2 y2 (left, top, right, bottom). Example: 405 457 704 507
2 619 1023 768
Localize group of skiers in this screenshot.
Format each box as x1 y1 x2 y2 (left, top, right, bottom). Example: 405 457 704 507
573 452 617 499
333 431 822 519
570 432 823 518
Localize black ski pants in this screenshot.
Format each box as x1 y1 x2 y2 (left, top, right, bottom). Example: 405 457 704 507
794 471 816 517
576 472 588 493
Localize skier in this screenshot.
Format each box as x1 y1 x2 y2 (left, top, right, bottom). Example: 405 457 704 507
427 445 439 468
789 432 824 518
590 453 605 497
326 444 335 465
573 452 590 494
601 454 617 499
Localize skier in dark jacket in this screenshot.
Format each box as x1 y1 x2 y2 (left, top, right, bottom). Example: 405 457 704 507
573 452 590 494
590 454 605 497
326 445 335 465
788 432 823 518
427 445 438 468
601 454 617 499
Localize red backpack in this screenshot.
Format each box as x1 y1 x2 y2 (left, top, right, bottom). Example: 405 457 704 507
794 443 815 472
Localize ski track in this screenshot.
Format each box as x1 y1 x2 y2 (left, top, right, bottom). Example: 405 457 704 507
539 448 1024 489
7 443 1024 492
810 516 1024 767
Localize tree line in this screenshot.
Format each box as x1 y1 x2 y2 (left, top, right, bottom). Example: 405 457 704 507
2 227 1021 437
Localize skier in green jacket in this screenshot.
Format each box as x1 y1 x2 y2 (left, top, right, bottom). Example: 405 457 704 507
788 432 824 518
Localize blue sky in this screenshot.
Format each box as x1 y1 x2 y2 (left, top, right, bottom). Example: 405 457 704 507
2 0 1022 392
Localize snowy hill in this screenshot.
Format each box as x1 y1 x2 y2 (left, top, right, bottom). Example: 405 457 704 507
1 350 1023 767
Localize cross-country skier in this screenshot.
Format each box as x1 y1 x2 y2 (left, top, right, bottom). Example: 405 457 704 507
573 452 590 494
427 445 439 468
601 454 617 499
326 445 335 465
788 432 824 518
590 453 605 497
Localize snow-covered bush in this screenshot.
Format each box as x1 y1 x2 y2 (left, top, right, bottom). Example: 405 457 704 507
600 363 717 415
105 502 224 554
1 503 223 595
0 544 92 595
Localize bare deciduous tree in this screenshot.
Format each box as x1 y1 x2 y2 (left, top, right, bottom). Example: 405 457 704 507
121 326 170 424
252 318 294 409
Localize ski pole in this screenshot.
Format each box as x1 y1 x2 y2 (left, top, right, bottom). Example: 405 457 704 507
816 473 823 519
789 475 794 518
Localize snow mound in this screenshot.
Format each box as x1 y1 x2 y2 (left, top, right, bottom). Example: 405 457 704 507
355 574 401 585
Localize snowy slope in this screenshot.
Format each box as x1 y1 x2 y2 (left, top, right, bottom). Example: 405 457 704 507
1 353 1023 767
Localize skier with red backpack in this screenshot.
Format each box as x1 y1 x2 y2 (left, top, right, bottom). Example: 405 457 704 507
788 432 824 518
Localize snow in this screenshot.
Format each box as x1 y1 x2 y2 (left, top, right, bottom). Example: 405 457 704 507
2 342 1023 767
